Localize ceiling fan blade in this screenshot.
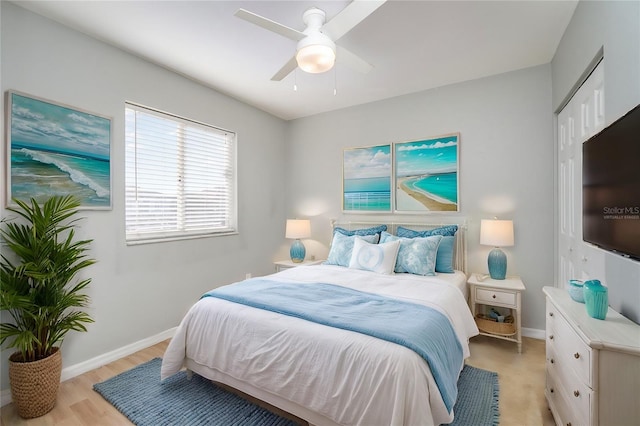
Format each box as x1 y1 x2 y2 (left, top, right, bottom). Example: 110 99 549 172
336 45 373 74
322 0 387 41
235 9 306 42
271 56 299 81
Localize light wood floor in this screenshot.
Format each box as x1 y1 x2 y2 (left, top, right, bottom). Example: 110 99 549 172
1 335 554 425
465 335 555 426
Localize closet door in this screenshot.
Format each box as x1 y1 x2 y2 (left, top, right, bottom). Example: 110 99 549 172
557 62 605 286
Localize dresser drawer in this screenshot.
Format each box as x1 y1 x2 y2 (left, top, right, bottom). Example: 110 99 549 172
546 302 558 329
475 288 516 307
546 329 558 366
546 304 557 344
553 310 593 387
547 345 592 423
546 371 589 426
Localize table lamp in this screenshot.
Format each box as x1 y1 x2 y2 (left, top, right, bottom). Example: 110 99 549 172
480 219 514 280
285 219 311 263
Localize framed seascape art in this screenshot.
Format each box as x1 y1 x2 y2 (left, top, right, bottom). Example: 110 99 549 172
6 91 112 209
394 133 459 212
343 144 392 212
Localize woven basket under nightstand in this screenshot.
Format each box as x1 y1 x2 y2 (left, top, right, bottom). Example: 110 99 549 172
475 314 516 336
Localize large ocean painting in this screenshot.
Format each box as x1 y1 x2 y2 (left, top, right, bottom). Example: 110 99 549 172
343 144 392 212
395 134 459 212
8 92 111 209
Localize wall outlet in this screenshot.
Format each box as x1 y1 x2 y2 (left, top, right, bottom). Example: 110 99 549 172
245 273 251 280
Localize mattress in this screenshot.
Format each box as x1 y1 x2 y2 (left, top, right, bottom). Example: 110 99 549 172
436 269 468 299
162 265 478 425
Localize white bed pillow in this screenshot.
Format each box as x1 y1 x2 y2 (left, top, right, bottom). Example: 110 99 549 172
348 237 401 274
325 232 379 267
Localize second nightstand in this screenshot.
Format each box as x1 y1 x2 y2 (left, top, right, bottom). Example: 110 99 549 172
274 259 324 272
467 274 526 353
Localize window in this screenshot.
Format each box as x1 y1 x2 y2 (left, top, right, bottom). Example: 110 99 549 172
125 103 236 243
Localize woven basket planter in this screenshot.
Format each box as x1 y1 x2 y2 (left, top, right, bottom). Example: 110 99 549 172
9 347 62 418
475 314 516 336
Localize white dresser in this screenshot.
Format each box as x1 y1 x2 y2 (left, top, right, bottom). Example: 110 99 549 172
543 287 640 426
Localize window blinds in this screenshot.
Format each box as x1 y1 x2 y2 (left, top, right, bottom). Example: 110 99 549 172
125 103 236 243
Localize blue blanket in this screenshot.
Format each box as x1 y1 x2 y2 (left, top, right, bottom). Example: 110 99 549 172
202 279 463 412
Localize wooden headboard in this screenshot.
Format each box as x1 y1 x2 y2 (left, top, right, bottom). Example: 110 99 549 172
330 219 468 274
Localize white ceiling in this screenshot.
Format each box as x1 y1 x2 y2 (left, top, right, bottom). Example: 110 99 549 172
13 0 578 120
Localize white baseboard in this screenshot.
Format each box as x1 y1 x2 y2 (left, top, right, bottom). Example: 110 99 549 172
0 389 10 407
522 327 545 340
0 327 176 407
59 327 176 382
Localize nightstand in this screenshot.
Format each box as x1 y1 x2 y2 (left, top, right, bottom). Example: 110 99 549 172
274 259 324 272
468 274 525 353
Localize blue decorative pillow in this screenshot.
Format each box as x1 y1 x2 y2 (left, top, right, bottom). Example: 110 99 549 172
395 226 458 273
396 225 458 238
380 232 442 276
435 236 456 273
348 238 401 274
325 232 379 267
334 225 387 243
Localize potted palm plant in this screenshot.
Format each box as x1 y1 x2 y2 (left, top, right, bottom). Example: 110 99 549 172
0 195 95 418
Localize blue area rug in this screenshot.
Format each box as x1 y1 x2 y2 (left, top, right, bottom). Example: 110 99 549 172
93 358 498 426
449 364 499 426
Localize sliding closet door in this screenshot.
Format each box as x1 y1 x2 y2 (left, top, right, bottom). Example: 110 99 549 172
557 61 605 286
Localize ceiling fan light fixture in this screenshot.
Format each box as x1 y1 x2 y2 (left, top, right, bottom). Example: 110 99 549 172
296 44 336 73
236 2 385 81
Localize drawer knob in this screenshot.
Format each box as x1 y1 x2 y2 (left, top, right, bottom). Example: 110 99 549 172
549 312 554 317
550 388 554 393
492 294 496 299
550 358 555 364
549 335 554 340
567 423 572 426
574 352 580 359
574 390 580 397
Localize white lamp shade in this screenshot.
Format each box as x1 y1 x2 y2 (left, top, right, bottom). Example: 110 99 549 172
285 219 311 239
480 219 514 247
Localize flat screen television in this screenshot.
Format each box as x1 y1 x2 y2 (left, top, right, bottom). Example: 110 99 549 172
583 103 640 261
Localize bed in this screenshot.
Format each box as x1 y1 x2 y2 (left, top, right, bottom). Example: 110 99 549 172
161 222 479 425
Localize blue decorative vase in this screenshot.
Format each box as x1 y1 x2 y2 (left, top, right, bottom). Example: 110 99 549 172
487 247 507 280
583 279 608 320
567 279 584 303
290 239 306 263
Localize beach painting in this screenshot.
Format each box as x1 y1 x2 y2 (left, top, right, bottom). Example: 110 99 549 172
7 91 111 209
394 133 459 212
343 144 392 212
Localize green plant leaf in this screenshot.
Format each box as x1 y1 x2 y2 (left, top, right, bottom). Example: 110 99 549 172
0 195 95 362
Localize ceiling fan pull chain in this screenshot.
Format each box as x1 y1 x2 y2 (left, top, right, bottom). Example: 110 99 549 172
294 69 298 92
334 67 337 96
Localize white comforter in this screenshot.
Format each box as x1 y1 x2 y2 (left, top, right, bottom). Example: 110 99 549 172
161 265 478 426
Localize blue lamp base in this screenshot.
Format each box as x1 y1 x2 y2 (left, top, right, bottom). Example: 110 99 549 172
290 239 306 263
487 247 507 280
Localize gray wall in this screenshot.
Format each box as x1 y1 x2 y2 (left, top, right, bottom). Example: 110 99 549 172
286 65 555 332
0 2 287 391
551 0 640 322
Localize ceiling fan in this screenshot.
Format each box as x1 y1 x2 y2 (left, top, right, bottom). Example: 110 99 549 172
234 0 387 81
